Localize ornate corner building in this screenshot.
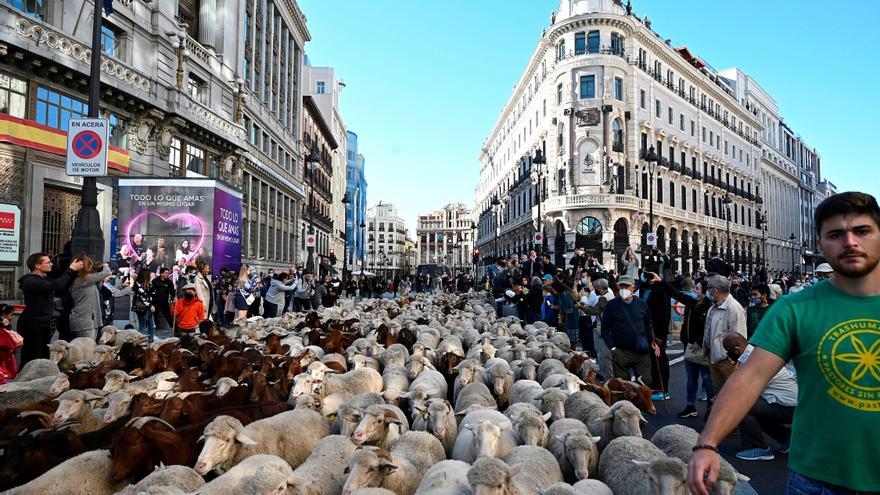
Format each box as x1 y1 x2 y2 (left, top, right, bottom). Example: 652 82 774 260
474 0 828 278
0 0 360 298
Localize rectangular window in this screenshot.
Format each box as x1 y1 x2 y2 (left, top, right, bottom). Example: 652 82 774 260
168 137 182 176
587 31 600 53
667 107 673 125
614 78 623 101
579 75 595 99
316 81 325 94
187 74 206 104
691 120 695 137
36 86 88 131
100 25 120 58
0 73 27 119
640 89 646 109
558 40 566 60
655 99 661 118
681 185 687 210
679 114 685 131
185 143 206 174
557 84 563 105
575 32 586 55
669 181 675 206
657 177 663 203
8 0 47 20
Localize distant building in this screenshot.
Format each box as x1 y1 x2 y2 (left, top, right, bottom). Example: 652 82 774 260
345 131 368 272
365 202 406 278
417 203 475 272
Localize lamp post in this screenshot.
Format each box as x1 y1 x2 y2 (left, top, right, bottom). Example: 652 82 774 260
789 232 797 277
470 221 477 275
165 24 189 91
491 196 501 262
722 193 732 264
530 148 546 254
644 146 659 232
341 191 351 293
358 219 366 276
305 143 321 274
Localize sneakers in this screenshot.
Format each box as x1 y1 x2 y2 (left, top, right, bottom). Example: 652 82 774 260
697 391 708 401
736 447 775 461
677 406 698 418
651 392 670 401
777 441 790 454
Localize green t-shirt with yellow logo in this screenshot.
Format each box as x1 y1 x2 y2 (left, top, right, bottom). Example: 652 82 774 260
750 280 880 491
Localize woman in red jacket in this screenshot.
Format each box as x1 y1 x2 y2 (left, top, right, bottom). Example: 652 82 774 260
172 283 205 335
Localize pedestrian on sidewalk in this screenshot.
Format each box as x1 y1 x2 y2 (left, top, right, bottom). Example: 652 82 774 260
132 268 156 343
556 279 580 347
688 192 880 495
702 275 747 391
264 272 295 318
68 256 111 341
600 275 659 384
151 268 175 330
172 283 205 335
234 264 258 320
17 253 83 367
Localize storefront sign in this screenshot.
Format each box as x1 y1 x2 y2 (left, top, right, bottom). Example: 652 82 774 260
117 179 242 275
0 204 21 263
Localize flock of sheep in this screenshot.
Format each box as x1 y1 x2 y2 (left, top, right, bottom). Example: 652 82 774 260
0 292 750 495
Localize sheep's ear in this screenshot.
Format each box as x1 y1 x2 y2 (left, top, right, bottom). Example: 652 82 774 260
399 391 412 399
542 412 552 422
383 411 403 425
601 410 615 422
379 461 398 474
577 379 587 386
235 430 258 445
631 460 651 468
736 473 751 482
507 463 523 478
592 436 602 444
639 413 648 425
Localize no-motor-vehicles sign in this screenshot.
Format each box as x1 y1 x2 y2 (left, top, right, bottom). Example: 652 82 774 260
66 118 109 177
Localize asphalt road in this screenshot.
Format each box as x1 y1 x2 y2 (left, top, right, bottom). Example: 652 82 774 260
645 342 788 495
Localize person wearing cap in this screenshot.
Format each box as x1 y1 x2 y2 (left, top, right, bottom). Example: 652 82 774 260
171 283 205 335
815 262 834 280
600 274 659 383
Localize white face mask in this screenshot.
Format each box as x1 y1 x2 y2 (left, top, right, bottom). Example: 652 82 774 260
619 288 633 300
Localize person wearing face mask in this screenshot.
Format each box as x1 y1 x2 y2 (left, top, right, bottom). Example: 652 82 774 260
814 262 834 281
600 275 659 383
722 332 797 462
172 283 206 335
788 278 805 294
746 284 772 339
702 275 748 393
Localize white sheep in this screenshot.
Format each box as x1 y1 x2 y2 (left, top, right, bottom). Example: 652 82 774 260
571 479 613 495
289 435 359 495
536 359 568 383
53 389 105 433
380 364 411 405
194 409 329 475
0 373 68 397
12 359 60 382
451 409 520 464
454 381 498 416
114 465 205 495
466 446 563 495
597 436 688 495
98 326 146 346
548 418 601 482
90 345 118 366
411 398 458 458
333 393 386 436
452 360 484 401
351 404 410 449
341 431 446 495
506 406 552 448
565 392 644 449
482 361 514 406
510 358 538 381
413 459 472 495
650 424 749 495
401 369 447 414
5 449 126 495
541 373 586 395
379 343 410 368
48 338 97 370
193 454 296 495
290 368 383 398
350 354 382 372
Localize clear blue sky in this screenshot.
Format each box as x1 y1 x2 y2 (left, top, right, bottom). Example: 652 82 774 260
300 0 879 233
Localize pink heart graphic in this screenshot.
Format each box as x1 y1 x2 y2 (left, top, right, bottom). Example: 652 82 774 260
124 212 206 264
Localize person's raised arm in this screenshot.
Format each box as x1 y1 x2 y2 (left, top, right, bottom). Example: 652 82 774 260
687 348 785 495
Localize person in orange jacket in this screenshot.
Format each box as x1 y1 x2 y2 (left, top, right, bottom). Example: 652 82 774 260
172 283 205 335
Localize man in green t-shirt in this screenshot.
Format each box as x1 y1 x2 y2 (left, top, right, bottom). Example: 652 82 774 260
688 192 880 495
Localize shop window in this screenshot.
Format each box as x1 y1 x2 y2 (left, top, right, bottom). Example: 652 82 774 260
0 73 27 119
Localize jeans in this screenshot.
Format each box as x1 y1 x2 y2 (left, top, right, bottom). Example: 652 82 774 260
739 397 794 449
684 360 715 405
593 327 613 380
294 298 311 312
786 470 870 495
136 312 156 342
263 301 278 319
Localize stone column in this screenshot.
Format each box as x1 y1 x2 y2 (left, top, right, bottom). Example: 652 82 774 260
198 0 216 49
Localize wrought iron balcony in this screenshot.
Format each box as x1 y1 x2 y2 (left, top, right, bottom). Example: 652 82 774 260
670 162 682 173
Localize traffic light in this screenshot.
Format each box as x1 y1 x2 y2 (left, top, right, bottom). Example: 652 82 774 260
329 248 337 265
472 248 480 264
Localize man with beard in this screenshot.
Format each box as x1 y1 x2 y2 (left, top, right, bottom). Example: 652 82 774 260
688 192 880 495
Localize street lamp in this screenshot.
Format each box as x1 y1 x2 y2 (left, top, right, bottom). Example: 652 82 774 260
644 146 659 232
359 219 366 276
305 143 321 274
722 193 732 264
530 147 546 254
789 232 797 277
470 221 477 275
491 195 501 262
165 24 189 91
341 191 351 293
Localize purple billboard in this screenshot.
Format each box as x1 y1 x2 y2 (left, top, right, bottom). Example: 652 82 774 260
116 179 242 275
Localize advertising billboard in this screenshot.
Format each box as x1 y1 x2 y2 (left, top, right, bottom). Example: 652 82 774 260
116 179 242 275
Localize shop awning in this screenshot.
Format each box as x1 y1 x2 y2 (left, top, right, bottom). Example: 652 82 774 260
0 114 129 173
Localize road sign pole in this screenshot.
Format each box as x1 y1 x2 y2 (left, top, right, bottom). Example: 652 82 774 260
70 0 105 262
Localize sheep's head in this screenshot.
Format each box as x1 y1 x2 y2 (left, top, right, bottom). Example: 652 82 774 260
517 359 538 380
601 401 646 438
538 388 567 421
559 433 601 480
289 373 322 398
194 415 257 475
633 457 688 495
350 354 373 370
488 364 513 396
153 371 179 394
417 399 454 439
340 447 396 495
243 463 296 495
471 420 503 459
53 389 100 423
406 356 432 379
98 326 119 345
711 463 751 495
103 391 133 423
351 407 403 445
306 361 332 380
468 457 521 495
294 393 323 412
454 362 479 387
91 345 118 366
400 386 439 411
47 341 69 363
102 369 131 394
214 377 239 397
512 412 551 447
48 374 70 397
540 342 556 359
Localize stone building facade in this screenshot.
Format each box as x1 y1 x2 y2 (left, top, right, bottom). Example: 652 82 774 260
365 202 406 278
417 203 475 273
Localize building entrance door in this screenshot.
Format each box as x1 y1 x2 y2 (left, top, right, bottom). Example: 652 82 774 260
42 185 80 256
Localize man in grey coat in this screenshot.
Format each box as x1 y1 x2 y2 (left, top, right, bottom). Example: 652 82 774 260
69 261 112 340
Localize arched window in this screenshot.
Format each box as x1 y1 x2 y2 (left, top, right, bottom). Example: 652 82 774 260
669 228 678 255
681 229 690 257
656 225 666 252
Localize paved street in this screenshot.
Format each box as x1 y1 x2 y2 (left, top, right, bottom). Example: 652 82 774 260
648 342 786 494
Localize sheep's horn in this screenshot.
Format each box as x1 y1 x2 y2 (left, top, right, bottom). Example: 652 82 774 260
18 411 54 422
126 416 176 431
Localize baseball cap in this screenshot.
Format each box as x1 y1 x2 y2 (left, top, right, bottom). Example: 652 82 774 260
182 283 196 291
617 275 636 287
815 263 833 274
542 274 553 280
